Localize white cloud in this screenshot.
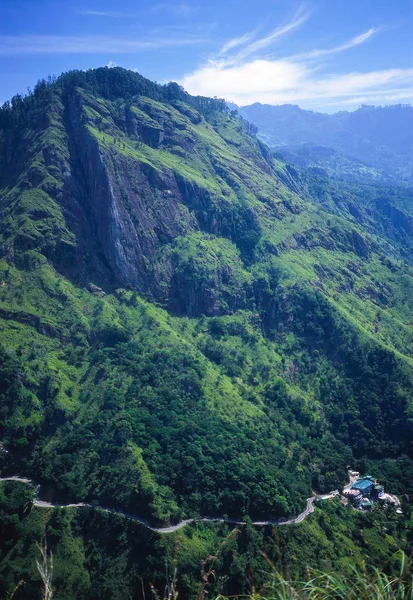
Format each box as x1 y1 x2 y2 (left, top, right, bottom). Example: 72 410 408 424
179 21 413 110
180 59 413 107
182 59 306 101
106 61 119 68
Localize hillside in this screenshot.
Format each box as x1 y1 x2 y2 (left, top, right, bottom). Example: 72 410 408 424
234 103 413 183
0 67 413 598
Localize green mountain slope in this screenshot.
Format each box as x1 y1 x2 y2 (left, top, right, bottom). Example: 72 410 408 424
0 67 413 598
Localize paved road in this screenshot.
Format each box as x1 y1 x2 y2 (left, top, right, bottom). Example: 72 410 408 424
0 476 345 534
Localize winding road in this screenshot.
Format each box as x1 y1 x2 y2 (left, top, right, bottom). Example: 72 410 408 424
0 475 350 534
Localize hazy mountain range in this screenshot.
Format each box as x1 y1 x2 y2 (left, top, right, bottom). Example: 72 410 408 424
231 103 413 183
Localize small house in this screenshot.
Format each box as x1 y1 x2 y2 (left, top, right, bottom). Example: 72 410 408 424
351 477 375 497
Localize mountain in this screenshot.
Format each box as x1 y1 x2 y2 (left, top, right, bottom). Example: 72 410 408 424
0 68 413 598
234 103 413 183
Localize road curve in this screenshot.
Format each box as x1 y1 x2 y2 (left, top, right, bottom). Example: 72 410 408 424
0 476 343 534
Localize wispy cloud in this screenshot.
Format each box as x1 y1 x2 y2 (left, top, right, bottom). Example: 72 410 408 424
340 90 413 105
151 3 198 16
79 10 135 19
220 31 256 55
228 10 310 63
0 33 207 55
289 26 380 61
179 16 412 110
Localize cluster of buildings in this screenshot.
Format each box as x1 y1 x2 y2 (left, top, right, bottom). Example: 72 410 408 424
343 472 402 513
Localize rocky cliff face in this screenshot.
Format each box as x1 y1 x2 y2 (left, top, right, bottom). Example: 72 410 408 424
0 73 306 316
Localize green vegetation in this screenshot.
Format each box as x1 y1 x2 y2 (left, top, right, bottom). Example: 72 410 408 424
231 555 413 600
1 481 413 599
0 67 412 597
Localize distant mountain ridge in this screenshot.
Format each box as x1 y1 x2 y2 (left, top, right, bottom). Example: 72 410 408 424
233 103 413 183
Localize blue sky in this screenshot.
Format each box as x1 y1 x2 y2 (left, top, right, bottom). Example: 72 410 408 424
1 0 412 111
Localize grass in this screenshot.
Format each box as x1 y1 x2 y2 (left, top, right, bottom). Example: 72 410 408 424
275 247 413 362
231 552 413 600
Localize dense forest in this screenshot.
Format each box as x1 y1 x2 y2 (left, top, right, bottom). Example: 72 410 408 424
0 67 412 598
